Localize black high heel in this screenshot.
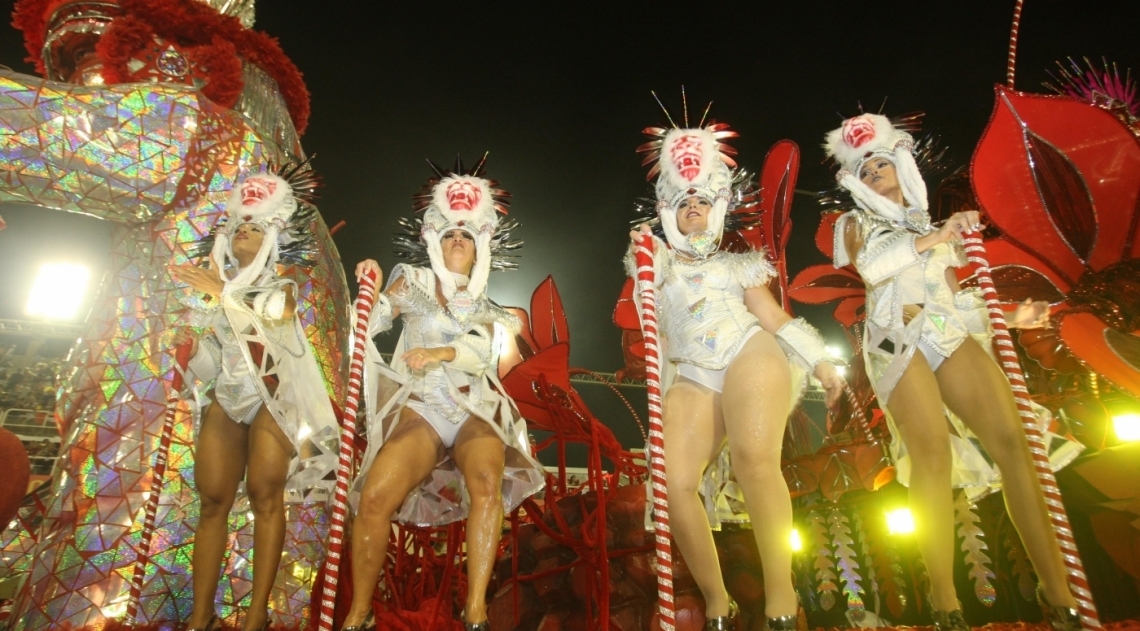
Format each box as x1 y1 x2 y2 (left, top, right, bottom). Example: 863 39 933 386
765 613 797 631
704 600 739 631
1037 586 1081 631
187 613 221 631
461 613 489 631
341 610 376 631
931 608 970 631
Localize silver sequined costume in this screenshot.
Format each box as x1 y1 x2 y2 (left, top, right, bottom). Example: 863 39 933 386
627 246 818 526
835 210 1082 498
353 264 545 526
186 269 341 501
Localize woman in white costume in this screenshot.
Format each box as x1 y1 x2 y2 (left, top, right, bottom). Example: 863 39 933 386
342 157 544 631
170 171 340 631
824 113 1080 631
627 112 845 631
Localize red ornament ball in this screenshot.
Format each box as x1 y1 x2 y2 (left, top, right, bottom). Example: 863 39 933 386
0 428 31 527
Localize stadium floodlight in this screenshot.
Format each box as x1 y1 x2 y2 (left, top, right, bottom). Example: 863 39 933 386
26 263 91 320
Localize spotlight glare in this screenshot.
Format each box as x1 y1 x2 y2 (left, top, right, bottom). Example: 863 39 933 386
789 528 803 552
835 365 848 377
826 345 844 359
26 263 91 320
1114 413 1140 442
886 508 916 535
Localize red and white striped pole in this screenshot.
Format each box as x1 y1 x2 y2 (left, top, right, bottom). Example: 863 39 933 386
962 235 1100 630
318 269 378 631
126 341 192 623
634 235 675 631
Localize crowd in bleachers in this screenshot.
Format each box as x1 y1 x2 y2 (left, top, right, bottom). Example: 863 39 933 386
0 348 64 476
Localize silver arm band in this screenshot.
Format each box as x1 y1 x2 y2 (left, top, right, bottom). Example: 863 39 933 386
774 317 831 371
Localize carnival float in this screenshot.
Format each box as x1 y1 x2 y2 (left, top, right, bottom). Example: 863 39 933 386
0 0 1137 630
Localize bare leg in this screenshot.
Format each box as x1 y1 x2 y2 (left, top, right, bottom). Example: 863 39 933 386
720 331 796 618
883 352 958 612
936 337 1077 608
661 377 728 617
451 418 507 624
342 412 443 627
189 402 249 628
241 405 294 630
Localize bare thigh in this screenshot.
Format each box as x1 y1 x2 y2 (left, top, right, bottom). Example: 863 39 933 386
662 378 724 493
358 408 446 512
195 398 249 506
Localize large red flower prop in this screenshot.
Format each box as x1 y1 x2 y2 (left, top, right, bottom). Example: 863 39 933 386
972 86 1140 395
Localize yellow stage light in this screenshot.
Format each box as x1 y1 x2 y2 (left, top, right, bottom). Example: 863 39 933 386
886 508 916 535
789 528 803 552
26 263 91 320
1114 413 1140 442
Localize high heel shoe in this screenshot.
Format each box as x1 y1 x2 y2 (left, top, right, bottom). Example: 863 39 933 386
341 610 376 631
1037 586 1081 631
245 610 272 631
931 608 970 631
765 613 797 631
461 611 489 631
187 613 221 631
705 600 739 631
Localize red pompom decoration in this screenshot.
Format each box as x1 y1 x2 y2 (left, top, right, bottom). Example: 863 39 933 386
0 428 31 528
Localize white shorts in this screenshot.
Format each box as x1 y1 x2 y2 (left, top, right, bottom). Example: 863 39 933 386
916 338 947 373
405 399 468 448
675 328 761 393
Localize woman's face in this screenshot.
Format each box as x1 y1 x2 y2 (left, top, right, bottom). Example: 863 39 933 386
675 196 712 235
859 157 904 204
231 223 265 263
441 229 476 276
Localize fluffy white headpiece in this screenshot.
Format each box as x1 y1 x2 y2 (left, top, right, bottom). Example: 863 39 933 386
411 158 510 302
823 114 928 225
639 123 738 257
211 173 296 286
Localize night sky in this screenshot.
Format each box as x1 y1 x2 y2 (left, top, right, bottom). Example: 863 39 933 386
0 1 1137 373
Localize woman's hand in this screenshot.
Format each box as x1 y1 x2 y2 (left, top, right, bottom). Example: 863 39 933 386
169 258 225 298
355 259 384 286
402 346 456 371
171 327 199 357
1008 297 1050 329
628 223 654 252
937 210 982 244
916 210 983 253
814 362 846 409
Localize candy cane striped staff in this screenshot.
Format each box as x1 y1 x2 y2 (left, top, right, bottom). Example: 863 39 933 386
634 234 675 631
126 341 192 623
317 269 379 631
962 235 1100 630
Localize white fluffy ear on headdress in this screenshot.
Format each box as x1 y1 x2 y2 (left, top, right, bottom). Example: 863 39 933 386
467 232 493 297
893 145 928 211
657 204 687 252
837 171 906 223
423 227 458 299
707 197 728 243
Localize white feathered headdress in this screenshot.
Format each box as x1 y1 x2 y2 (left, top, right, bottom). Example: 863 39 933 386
824 113 929 225
396 154 518 304
637 93 740 258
